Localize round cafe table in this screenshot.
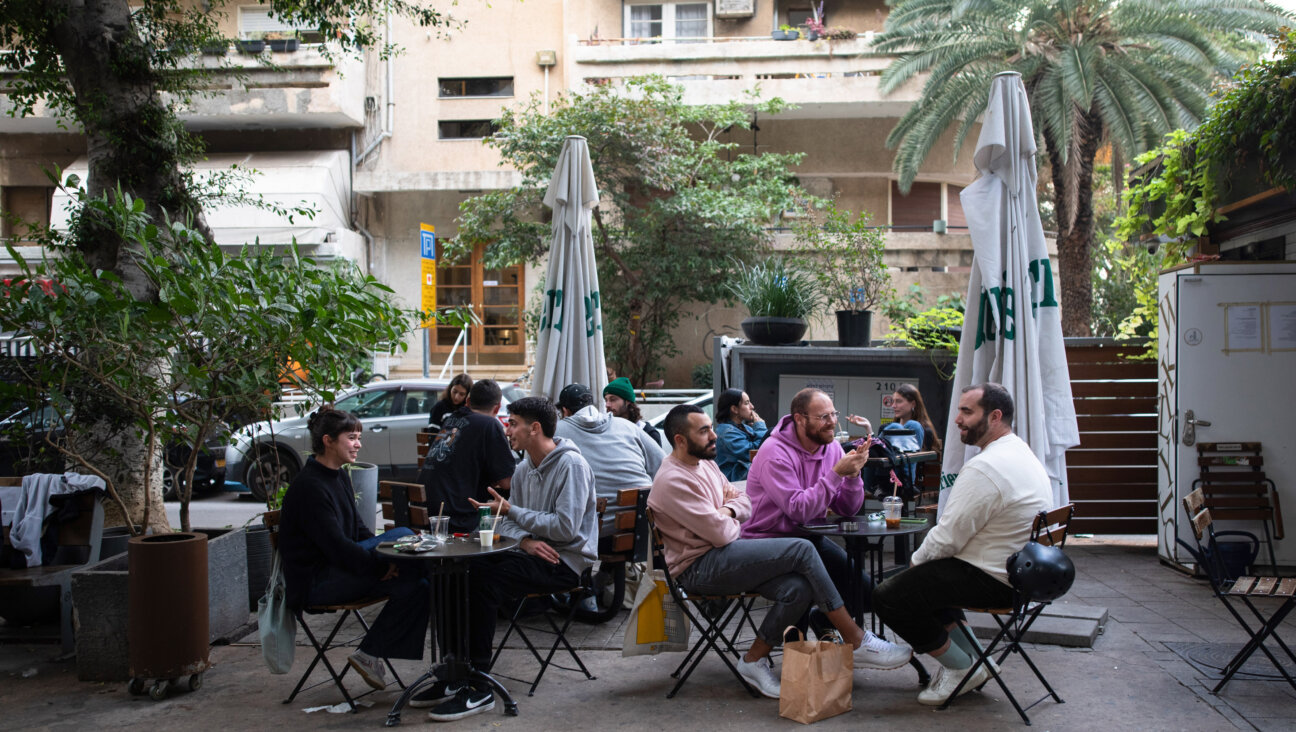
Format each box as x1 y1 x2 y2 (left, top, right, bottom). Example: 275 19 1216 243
376 534 519 726
800 514 934 685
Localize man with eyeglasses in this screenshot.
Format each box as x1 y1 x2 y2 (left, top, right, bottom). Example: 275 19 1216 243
743 388 910 669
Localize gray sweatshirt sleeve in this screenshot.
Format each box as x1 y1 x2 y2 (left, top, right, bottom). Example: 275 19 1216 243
506 456 595 544
639 429 665 478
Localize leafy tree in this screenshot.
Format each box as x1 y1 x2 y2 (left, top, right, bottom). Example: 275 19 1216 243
873 0 1290 336
453 76 806 383
0 0 448 528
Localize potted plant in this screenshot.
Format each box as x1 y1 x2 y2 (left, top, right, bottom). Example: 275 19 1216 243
792 200 892 347
823 27 858 41
727 256 821 345
804 2 826 40
236 38 265 54
773 24 800 41
264 31 299 53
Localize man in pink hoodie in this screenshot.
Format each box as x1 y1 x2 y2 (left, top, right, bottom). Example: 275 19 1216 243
647 403 911 701
744 388 875 624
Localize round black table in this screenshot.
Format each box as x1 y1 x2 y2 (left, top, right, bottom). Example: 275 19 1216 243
801 515 934 685
376 535 520 726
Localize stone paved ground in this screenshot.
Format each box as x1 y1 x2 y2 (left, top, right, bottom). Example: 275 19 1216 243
2 536 1294 731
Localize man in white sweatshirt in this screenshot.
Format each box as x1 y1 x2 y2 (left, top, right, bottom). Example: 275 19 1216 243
873 382 1052 707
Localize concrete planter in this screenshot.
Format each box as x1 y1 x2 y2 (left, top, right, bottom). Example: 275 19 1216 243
72 527 250 682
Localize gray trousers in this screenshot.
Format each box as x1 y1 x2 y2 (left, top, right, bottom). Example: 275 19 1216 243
678 537 845 646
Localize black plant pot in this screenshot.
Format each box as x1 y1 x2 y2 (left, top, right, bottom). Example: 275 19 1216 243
267 39 299 52
741 317 808 346
236 40 265 54
245 525 274 612
836 310 873 347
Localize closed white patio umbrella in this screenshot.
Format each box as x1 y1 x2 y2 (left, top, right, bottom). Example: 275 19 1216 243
940 72 1079 511
531 135 608 404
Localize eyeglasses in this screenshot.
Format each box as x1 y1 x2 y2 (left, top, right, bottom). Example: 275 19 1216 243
800 411 839 424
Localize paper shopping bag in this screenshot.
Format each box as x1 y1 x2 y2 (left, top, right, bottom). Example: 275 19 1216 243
779 628 853 724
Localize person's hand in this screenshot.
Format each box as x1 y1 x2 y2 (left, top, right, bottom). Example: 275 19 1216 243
469 487 511 516
747 409 762 424
723 484 742 503
846 414 872 434
521 537 561 564
380 563 399 581
833 444 870 478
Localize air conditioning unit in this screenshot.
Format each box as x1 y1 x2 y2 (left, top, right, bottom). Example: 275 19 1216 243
716 0 756 19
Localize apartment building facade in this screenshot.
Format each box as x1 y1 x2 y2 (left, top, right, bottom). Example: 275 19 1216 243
1 1 996 384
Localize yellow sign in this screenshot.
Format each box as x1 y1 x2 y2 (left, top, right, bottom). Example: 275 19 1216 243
419 223 436 328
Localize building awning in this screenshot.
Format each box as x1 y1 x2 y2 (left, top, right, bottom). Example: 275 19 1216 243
50 150 352 248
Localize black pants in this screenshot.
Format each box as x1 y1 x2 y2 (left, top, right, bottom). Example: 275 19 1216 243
465 551 580 670
872 557 1013 654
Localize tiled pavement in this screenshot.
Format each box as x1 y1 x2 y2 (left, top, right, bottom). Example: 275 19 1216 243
2 536 1295 730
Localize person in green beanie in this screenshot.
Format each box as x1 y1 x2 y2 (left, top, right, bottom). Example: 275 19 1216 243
603 376 664 448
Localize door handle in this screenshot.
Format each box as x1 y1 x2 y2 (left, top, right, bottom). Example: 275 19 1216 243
1182 410 1211 446
370 424 388 433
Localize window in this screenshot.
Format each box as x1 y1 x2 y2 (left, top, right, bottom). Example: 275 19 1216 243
625 2 710 42
438 120 498 139
434 243 525 365
1 186 52 242
336 389 397 418
238 6 323 42
439 77 515 98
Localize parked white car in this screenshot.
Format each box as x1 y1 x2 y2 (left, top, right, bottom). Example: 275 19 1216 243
226 378 523 500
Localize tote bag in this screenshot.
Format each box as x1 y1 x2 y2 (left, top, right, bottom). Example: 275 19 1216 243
258 552 296 674
622 549 690 656
779 628 853 724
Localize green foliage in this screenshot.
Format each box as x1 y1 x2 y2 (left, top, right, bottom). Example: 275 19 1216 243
690 362 713 389
1090 237 1160 339
882 304 966 379
1114 30 1296 356
726 257 822 320
881 283 966 326
790 201 892 315
454 76 807 383
0 192 419 530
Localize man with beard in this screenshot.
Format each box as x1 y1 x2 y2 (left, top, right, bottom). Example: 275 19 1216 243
873 383 1052 707
744 388 893 640
603 377 664 447
647 404 911 700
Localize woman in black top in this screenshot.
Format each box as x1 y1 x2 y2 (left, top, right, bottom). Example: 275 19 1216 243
428 373 473 434
278 408 428 691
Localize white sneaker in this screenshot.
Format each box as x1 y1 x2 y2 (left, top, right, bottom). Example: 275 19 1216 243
853 630 913 670
347 650 387 691
917 662 990 706
736 656 781 699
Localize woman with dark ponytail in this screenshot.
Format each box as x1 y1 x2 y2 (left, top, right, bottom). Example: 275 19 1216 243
278 407 429 691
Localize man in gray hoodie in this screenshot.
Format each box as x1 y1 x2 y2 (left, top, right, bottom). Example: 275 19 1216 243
420 395 598 722
553 382 664 504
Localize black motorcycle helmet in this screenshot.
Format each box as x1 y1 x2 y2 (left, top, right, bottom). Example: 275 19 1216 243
1006 542 1075 602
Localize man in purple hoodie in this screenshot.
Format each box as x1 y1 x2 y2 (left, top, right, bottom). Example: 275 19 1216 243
744 388 878 626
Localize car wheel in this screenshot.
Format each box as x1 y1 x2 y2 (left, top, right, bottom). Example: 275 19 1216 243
162 466 183 501
245 445 297 503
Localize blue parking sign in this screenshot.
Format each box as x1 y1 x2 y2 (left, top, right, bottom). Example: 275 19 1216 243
419 224 436 260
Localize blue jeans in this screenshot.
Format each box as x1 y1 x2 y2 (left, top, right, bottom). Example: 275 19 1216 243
679 537 844 647
307 528 429 660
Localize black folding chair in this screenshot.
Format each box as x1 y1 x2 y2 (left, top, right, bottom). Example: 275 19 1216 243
941 504 1076 724
644 508 761 699
1181 488 1296 694
488 568 597 696
263 510 405 712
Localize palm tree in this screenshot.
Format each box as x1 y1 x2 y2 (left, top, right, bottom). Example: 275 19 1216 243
874 0 1290 335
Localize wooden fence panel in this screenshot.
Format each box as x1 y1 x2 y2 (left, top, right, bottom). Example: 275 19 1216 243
1065 340 1158 534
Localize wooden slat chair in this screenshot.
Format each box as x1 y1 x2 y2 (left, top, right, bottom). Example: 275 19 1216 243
577 488 651 623
940 504 1077 724
378 480 428 533
644 507 762 700
1181 488 1296 693
0 483 104 652
262 510 404 712
416 431 432 471
1194 442 1283 575
486 500 609 696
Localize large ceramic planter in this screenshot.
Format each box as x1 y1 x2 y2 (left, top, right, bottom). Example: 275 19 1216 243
346 461 379 535
836 310 873 347
741 316 808 346
128 532 211 684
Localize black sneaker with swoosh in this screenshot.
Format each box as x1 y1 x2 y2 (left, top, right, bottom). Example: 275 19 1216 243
427 687 495 722
409 679 468 708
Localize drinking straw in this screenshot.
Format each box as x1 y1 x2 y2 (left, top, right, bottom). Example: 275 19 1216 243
437 501 444 519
